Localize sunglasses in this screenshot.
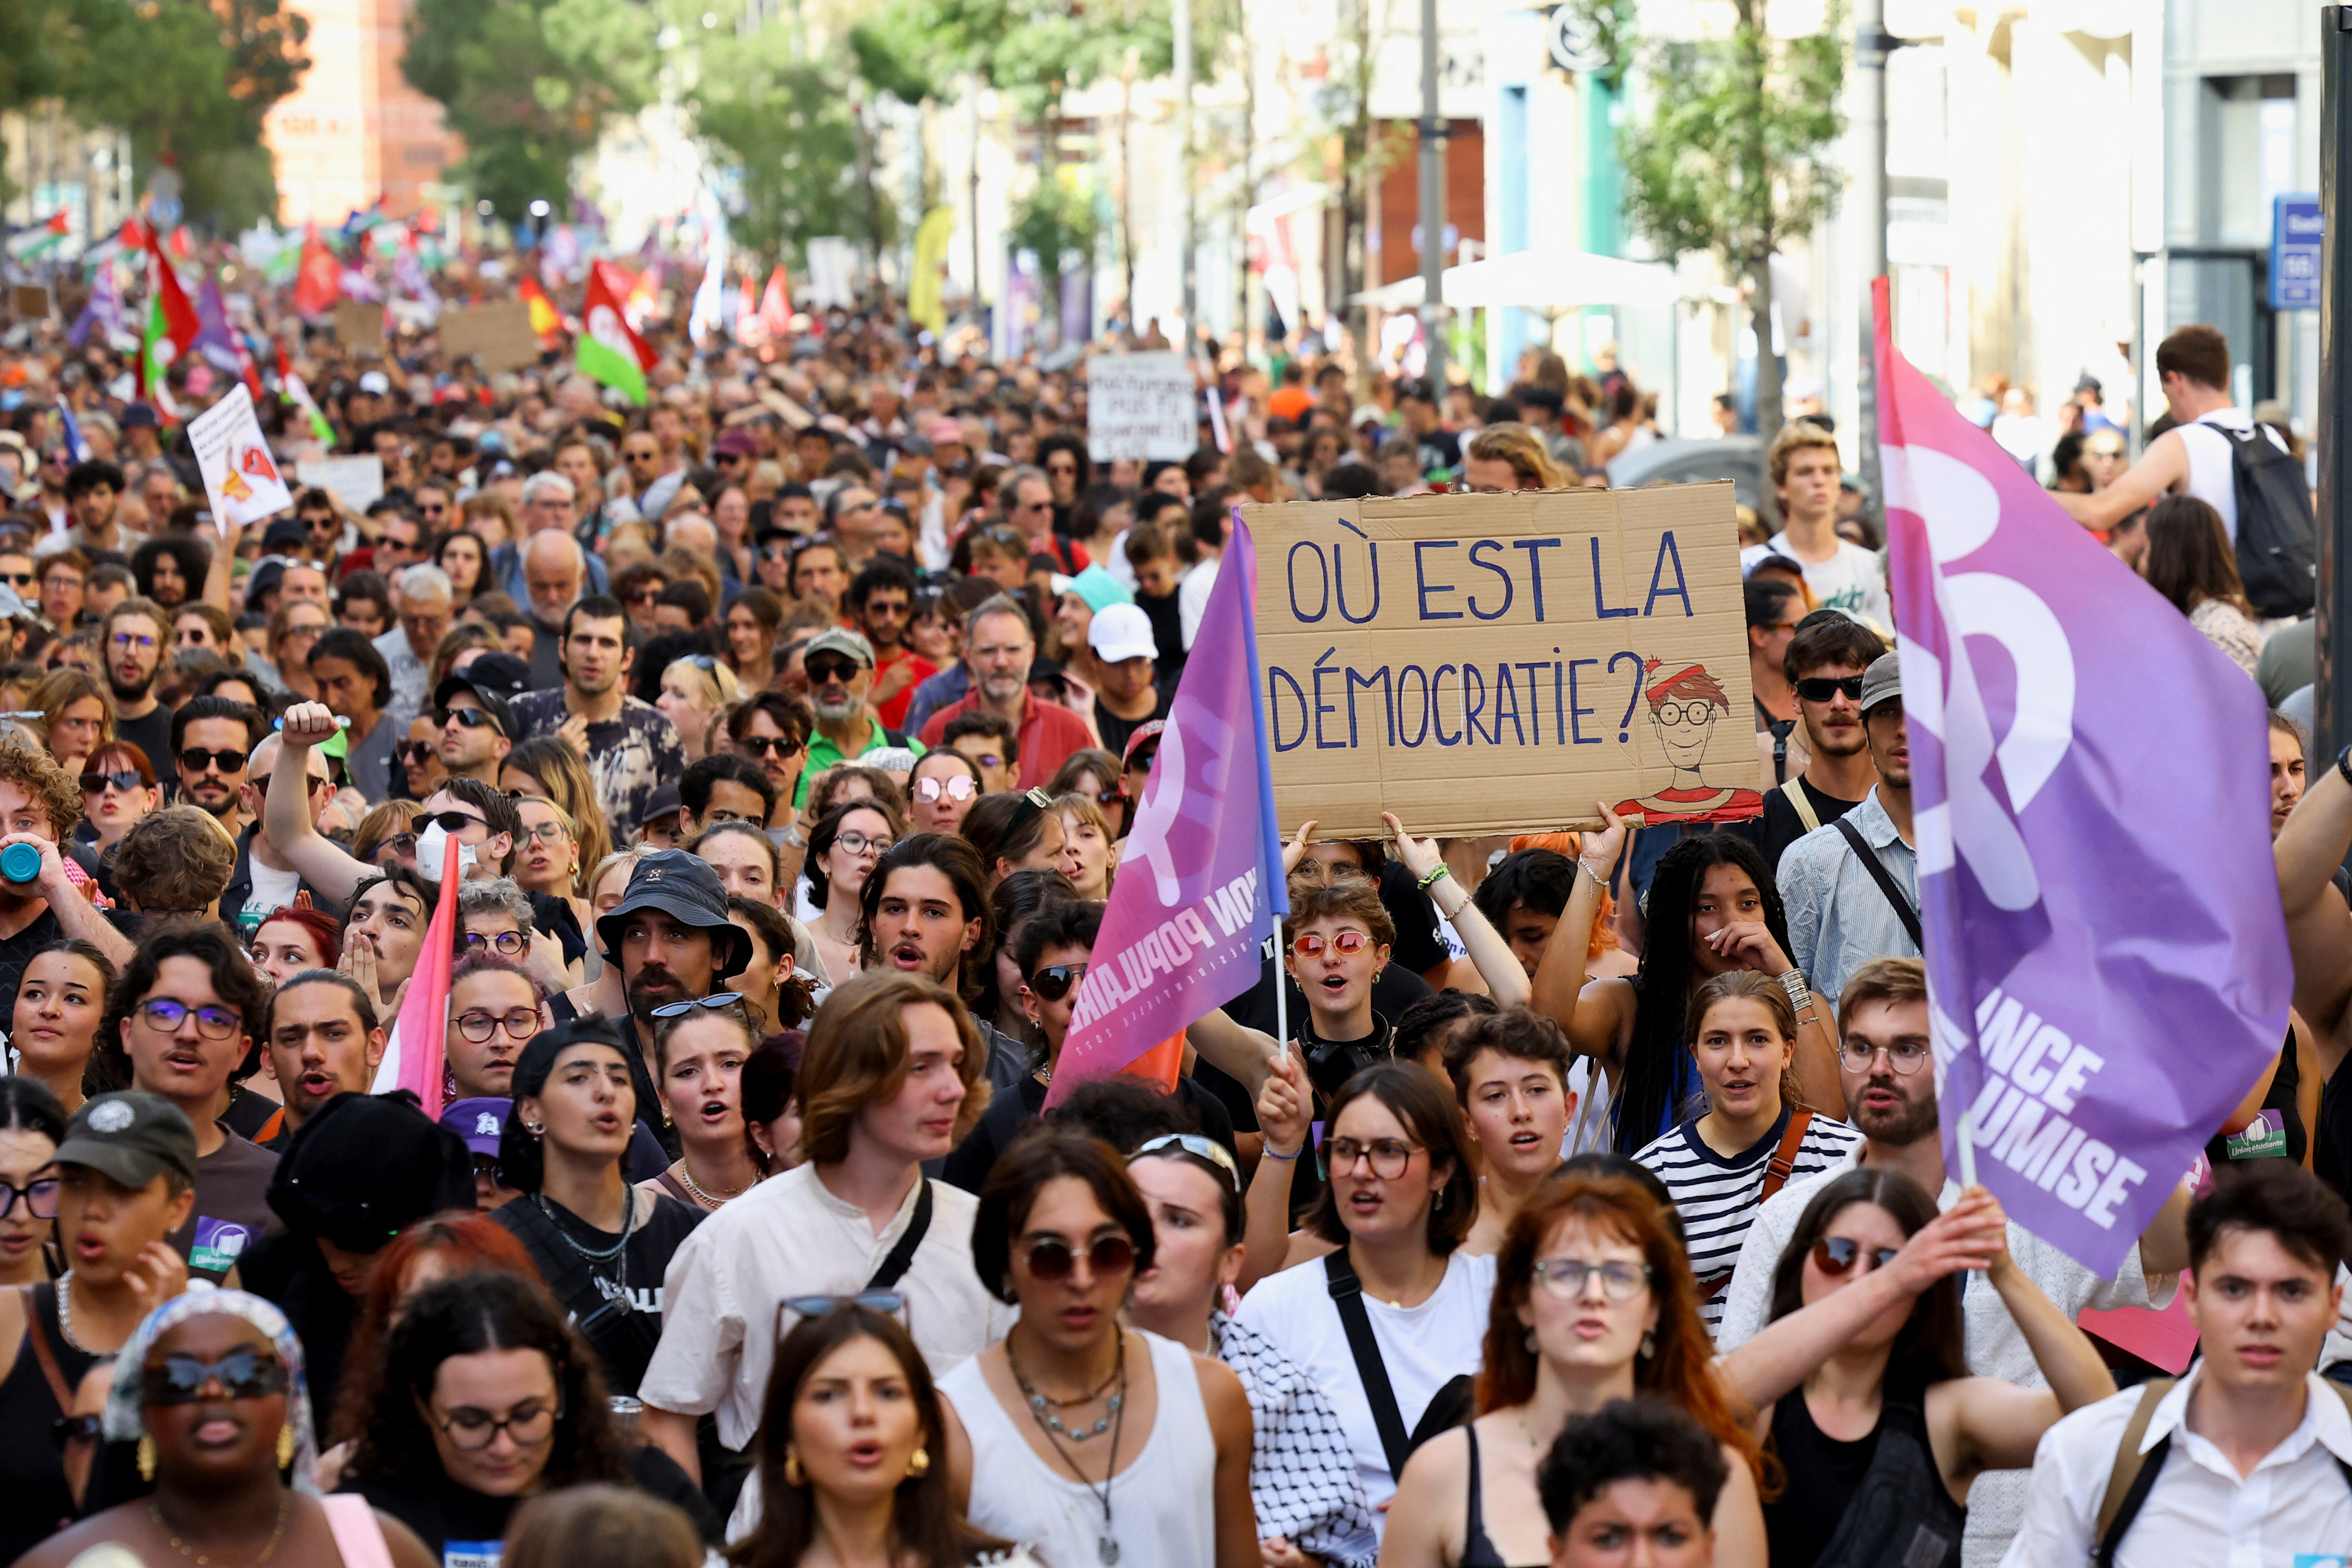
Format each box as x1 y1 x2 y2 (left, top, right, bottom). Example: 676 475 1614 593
650 991 745 1020
79 769 144 795
914 774 977 803
374 832 420 860
1289 930 1371 958
1021 1232 1136 1283
627 588 662 605
426 809 486 833
777 1290 907 1341
433 707 501 731
178 747 247 774
1794 676 1865 703
397 741 436 765
1133 1132 1240 1189
1025 961 1088 1003
142 1348 289 1406
737 735 799 757
0 1176 58 1220
806 657 863 685
1812 1237 1901 1277
0 573 32 588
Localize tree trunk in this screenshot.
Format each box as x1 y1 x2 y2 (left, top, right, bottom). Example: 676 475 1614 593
1751 250 1783 448
1119 60 1138 333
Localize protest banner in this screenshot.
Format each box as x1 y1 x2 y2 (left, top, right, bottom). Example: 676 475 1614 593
295 454 385 511
332 298 384 350
11 285 50 321
1244 484 1753 839
1874 279 2289 1277
1087 351 1197 462
436 300 541 372
185 385 294 534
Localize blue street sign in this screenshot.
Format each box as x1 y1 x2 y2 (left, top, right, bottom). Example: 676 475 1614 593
2272 195 2323 311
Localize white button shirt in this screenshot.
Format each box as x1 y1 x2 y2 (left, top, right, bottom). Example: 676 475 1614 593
639 1164 1017 1449
2000 1366 2352 1568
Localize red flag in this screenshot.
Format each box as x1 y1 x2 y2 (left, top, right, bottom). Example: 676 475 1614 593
735 268 761 343
591 261 658 369
390 834 465 1118
294 226 341 317
760 266 792 337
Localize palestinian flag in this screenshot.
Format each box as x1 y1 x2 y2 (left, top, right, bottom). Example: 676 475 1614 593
277 345 334 443
520 276 561 341
7 212 69 260
137 228 200 406
576 263 652 405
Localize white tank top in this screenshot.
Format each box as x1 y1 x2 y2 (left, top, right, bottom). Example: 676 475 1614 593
2173 408 2288 543
941 1330 1218 1568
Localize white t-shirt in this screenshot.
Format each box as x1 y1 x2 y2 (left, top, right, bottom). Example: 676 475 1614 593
2173 407 2291 543
1233 1249 1495 1543
1177 555 1219 650
1741 532 1891 631
237 860 302 941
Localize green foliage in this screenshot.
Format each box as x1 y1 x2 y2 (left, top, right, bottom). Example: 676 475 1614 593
1010 166 1098 338
692 28 875 265
852 0 1213 118
402 0 654 218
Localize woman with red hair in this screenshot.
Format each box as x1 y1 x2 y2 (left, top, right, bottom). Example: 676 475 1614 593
249 902 343 987
1380 1172 1769 1567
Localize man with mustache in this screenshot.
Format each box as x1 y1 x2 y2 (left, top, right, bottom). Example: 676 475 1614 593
796 626 919 810
593 850 752 1156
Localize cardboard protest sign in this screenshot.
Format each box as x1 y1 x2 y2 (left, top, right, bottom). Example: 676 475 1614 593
185 385 294 534
1088 352 1197 462
437 301 541 373
1245 484 1752 839
295 455 385 512
332 299 385 350
11 285 51 321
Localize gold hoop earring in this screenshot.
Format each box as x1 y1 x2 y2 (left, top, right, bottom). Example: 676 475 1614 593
137 1435 157 1481
277 1425 295 1469
906 1445 931 1478
784 1448 806 1487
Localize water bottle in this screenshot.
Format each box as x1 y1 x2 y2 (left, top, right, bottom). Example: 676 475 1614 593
0 843 42 884
608 1395 642 1435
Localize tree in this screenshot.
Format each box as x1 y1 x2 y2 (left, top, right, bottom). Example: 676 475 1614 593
1010 164 1099 346
402 0 653 220
1586 0 1843 436
692 27 872 267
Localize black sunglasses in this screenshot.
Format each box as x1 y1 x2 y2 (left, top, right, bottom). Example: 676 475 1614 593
736 735 799 757
398 741 436 764
1026 962 1088 1003
142 1348 289 1406
426 809 485 832
1021 1232 1135 1282
178 747 247 774
432 707 501 731
649 992 746 1020
79 769 144 795
1811 1237 1901 1277
1794 676 1865 703
806 657 863 685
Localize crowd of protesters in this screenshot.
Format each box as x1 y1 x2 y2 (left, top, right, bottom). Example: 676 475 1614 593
0 252 2341 1568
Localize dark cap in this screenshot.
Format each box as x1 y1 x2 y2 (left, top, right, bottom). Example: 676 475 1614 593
638 781 682 831
263 516 307 550
454 651 530 699
595 848 750 979
713 429 760 457
267 1092 478 1252
439 1097 511 1156
1859 650 1902 717
121 404 160 430
53 1091 198 1191
432 673 516 740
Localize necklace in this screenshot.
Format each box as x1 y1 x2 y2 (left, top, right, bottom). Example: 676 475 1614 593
1007 1331 1125 1437
1009 1331 1128 1565
534 1188 636 1262
673 1161 748 1208
55 1269 90 1352
147 1494 291 1566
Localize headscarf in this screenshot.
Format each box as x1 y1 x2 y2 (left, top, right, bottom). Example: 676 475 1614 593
101 1288 324 1496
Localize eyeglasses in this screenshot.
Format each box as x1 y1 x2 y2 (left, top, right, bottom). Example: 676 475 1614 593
0 1176 58 1220
1812 1237 1901 1277
1532 1258 1654 1302
1021 1232 1136 1283
461 931 528 957
1134 1132 1240 1189
737 735 799 758
372 833 420 863
434 1398 562 1451
139 997 241 1040
1290 931 1371 958
142 1349 289 1406
109 632 156 651
1025 961 1088 1003
426 809 487 833
433 707 501 731
1837 1038 1932 1075
914 775 977 804
455 1007 542 1043
1653 699 1719 726
806 657 863 685
79 770 144 795
1794 676 1865 703
650 991 746 1020
522 820 570 845
178 747 247 775
833 830 893 857
1129 747 1157 773
1322 1135 1422 1178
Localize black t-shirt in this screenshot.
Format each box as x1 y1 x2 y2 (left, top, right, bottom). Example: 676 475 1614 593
1757 776 1866 875
1095 686 1173 761
350 1444 718 1560
1136 589 1187 683
115 704 173 784
527 891 589 970
1208 942 1434 1133
941 1071 1238 1193
492 1189 704 1395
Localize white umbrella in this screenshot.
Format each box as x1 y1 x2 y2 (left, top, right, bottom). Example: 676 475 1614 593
1351 247 1686 315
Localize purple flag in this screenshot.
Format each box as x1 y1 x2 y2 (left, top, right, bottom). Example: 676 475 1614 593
194 277 241 374
1045 513 1290 1105
68 261 124 348
1873 282 2289 1275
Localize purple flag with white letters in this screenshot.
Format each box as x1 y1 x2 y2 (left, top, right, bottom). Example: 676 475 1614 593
1045 513 1289 1106
1873 281 2290 1275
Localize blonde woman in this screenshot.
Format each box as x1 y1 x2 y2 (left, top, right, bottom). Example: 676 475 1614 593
30 668 112 777
1462 422 1567 493
513 793 600 982
655 654 741 764
502 735 614 887
1056 790 1117 898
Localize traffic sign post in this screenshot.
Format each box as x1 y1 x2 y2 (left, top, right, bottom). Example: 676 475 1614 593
2275 193 2323 311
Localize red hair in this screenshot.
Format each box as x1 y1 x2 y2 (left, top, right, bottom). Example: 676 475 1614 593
256 904 343 970
330 1210 548 1444
1644 660 1731 712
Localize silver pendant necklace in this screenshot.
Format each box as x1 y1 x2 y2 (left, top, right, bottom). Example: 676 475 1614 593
1008 1331 1127 1564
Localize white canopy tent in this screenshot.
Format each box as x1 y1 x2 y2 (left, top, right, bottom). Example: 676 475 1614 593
1351 248 1688 317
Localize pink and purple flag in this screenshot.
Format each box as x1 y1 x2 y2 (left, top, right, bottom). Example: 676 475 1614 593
371 834 465 1117
1045 513 1290 1105
1874 279 2289 1275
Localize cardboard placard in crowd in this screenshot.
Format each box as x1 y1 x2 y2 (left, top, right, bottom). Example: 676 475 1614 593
295 454 386 512
1245 483 1754 839
333 299 386 350
1087 351 1198 463
187 384 295 534
10 285 50 321
437 300 542 373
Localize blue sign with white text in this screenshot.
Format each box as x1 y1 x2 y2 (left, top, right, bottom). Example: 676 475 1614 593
2273 195 2323 311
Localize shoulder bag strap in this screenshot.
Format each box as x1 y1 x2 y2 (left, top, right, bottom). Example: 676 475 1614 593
867 1180 934 1291
1323 1250 1411 1480
318 1493 398 1568
1780 776 1822 833
2093 1380 2176 1567
17 1285 72 1410
1832 815 1923 949
1762 1110 1814 1203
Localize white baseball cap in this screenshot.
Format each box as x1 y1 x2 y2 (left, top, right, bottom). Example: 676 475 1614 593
1088 602 1158 665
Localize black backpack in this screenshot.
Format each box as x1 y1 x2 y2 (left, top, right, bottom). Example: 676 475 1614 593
2214 418 2317 618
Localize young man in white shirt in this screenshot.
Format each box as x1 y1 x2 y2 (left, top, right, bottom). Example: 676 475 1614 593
1738 423 1891 630
2001 1162 2352 1568
637 970 1016 1502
